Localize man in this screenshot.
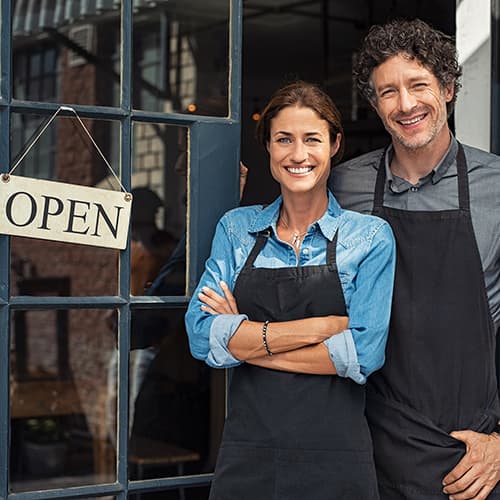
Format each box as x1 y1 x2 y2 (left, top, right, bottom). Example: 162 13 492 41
330 19 500 499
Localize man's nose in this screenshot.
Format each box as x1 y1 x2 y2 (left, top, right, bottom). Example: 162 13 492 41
398 87 418 113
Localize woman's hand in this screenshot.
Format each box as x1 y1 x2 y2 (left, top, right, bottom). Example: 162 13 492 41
199 281 240 315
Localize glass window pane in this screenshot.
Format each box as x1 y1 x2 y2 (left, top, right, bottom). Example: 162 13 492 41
130 486 210 500
128 308 224 481
29 53 41 79
131 123 187 296
10 241 118 297
10 112 120 186
132 0 230 116
12 0 121 107
10 309 117 491
9 113 121 297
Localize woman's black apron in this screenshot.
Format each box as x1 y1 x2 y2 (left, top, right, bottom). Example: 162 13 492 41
209 230 379 500
368 143 500 498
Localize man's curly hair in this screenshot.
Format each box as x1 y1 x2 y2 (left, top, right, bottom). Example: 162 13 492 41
354 19 462 116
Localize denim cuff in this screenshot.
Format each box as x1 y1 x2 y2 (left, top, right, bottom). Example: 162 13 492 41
324 329 364 384
207 314 248 368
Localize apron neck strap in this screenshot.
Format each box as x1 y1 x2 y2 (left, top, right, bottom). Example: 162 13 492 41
373 149 389 211
456 142 470 211
326 230 339 272
242 229 271 271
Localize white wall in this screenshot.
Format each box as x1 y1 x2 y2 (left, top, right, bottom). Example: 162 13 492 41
455 0 491 151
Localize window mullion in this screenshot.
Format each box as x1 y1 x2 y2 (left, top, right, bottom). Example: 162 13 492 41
1 0 12 496
116 0 133 496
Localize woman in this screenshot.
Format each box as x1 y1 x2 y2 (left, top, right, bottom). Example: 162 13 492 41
185 81 396 499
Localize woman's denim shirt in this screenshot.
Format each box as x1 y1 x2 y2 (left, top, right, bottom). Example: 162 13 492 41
185 191 396 384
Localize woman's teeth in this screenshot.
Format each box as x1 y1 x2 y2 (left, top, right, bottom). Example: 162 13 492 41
286 166 313 174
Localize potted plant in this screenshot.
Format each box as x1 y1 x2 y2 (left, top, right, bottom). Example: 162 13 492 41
22 417 68 477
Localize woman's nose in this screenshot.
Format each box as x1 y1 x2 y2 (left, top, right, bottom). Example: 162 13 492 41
290 142 307 163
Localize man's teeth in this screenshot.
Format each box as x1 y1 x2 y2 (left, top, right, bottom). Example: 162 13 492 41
286 167 313 174
399 115 425 125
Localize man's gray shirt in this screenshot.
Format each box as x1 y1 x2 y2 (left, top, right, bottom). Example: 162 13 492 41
330 136 500 332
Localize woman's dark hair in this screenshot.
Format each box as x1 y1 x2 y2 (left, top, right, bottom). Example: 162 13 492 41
354 19 462 116
255 81 344 165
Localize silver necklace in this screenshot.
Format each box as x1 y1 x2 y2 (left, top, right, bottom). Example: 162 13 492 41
279 214 307 249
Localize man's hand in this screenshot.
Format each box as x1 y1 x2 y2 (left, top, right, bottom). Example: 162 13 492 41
239 162 248 201
199 281 239 315
442 430 500 499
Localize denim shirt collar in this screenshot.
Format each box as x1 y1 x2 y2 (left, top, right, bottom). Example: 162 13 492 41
248 190 343 241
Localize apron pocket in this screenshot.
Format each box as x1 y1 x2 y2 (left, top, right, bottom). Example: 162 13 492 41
210 443 276 500
367 391 464 495
368 390 500 496
275 448 379 500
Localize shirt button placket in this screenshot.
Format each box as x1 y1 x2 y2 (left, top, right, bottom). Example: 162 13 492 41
409 185 419 210
301 247 309 265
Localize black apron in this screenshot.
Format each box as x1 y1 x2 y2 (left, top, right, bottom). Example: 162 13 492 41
209 230 379 500
368 143 500 498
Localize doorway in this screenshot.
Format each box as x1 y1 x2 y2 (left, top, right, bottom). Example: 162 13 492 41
240 0 456 205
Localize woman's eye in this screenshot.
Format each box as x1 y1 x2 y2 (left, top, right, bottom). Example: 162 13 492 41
306 137 321 143
277 137 292 143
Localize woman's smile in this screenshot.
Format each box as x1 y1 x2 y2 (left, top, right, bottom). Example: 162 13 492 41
285 165 314 175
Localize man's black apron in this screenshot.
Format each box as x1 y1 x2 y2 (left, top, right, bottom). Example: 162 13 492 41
209 230 379 500
368 143 500 498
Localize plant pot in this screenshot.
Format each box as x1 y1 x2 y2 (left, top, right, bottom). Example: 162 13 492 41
23 440 68 477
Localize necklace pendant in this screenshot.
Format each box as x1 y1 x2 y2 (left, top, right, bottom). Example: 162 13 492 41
291 232 300 248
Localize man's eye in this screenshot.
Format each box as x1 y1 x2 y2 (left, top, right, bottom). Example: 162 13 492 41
413 82 428 90
380 89 395 98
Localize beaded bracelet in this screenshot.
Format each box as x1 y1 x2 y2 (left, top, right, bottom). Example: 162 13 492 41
262 320 273 356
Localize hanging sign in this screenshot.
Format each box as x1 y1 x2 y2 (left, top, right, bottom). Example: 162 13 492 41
0 175 132 249
0 106 132 250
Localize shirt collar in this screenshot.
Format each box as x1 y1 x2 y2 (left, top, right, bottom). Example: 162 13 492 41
432 135 458 183
384 134 458 193
248 190 342 241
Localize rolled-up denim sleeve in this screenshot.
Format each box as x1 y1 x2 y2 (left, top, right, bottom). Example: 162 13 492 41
324 222 396 385
185 215 246 368
323 330 363 383
207 314 247 368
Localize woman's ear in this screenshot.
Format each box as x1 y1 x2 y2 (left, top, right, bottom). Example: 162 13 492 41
330 133 342 158
266 141 271 154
